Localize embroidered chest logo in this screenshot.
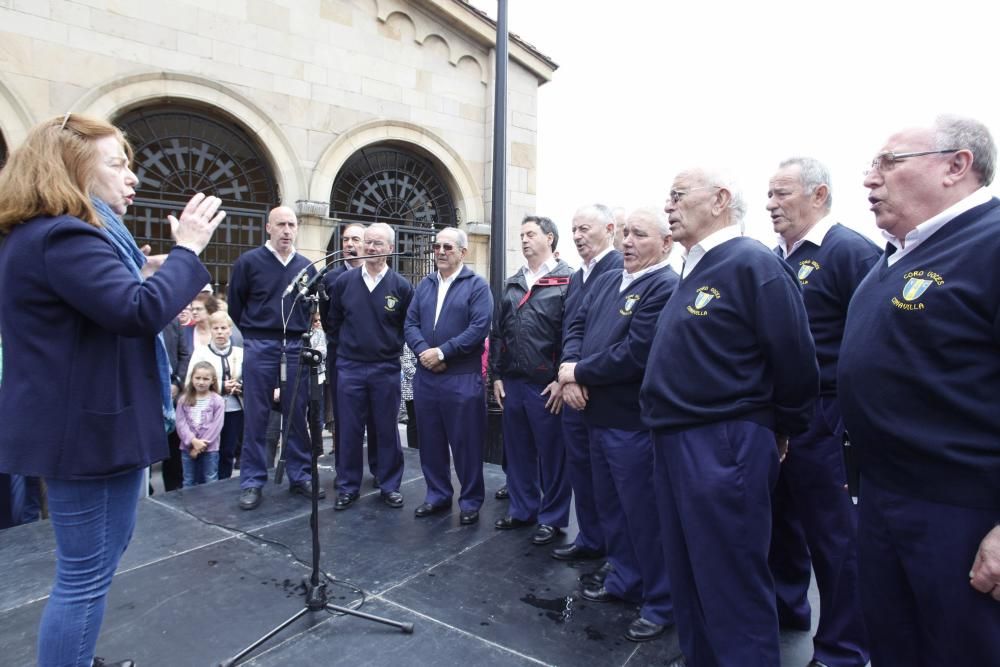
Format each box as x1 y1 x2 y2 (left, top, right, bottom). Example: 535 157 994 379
892 270 943 311
797 259 821 284
384 295 399 312
620 293 641 316
686 286 721 316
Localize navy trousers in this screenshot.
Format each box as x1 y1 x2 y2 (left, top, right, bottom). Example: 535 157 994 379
326 348 379 474
858 477 1000 666
217 409 244 480
768 470 812 629
654 420 781 667
240 338 311 489
562 409 605 553
414 369 485 512
500 378 571 526
591 426 672 625
335 358 403 496
769 397 868 666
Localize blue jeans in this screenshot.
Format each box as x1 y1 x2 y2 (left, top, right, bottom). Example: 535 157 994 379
181 449 219 487
39 469 143 667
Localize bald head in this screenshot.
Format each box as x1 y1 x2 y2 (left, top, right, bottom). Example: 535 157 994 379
267 206 298 258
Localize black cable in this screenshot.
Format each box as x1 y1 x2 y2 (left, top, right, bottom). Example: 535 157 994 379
175 502 368 615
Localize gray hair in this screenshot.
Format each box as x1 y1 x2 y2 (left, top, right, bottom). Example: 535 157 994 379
629 206 671 236
366 222 395 245
700 168 746 225
437 226 468 249
778 156 833 210
934 114 997 186
572 204 615 227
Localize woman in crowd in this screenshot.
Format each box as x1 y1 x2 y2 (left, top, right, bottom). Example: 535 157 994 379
0 113 225 667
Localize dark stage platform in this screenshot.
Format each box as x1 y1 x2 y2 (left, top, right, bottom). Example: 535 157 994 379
0 446 817 666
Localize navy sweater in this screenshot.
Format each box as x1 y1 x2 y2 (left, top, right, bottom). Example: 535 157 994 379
0 215 208 479
640 237 818 435
228 247 315 339
839 198 1000 509
327 267 413 364
404 266 493 375
562 250 624 340
782 223 880 396
563 266 677 429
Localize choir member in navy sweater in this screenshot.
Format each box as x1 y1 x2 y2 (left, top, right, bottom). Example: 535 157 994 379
765 157 878 667
326 223 413 510
640 168 819 666
552 204 623 566
560 207 677 643
404 227 493 526
839 115 1000 665
320 223 379 475
229 206 319 510
489 216 575 546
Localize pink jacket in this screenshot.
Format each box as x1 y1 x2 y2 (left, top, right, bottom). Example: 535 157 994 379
175 393 225 452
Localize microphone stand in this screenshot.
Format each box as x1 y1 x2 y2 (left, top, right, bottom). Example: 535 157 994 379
220 255 413 666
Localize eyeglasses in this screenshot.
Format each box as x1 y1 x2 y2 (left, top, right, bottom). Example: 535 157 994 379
668 185 720 204
365 239 387 248
865 149 960 176
432 242 458 252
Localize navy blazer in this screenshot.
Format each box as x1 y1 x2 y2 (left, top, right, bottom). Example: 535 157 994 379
0 215 210 479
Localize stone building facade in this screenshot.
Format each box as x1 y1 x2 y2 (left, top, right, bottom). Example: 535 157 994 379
0 0 555 286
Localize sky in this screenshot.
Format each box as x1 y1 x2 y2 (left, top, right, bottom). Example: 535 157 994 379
469 0 1000 262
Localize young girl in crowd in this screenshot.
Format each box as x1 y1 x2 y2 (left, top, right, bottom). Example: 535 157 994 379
187 311 244 478
176 361 225 487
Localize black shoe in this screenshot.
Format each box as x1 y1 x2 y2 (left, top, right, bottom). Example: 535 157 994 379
495 485 508 500
580 584 617 603
239 487 262 510
414 502 449 518
532 524 563 545
289 480 326 499
459 510 479 525
551 543 603 561
580 560 613 588
494 515 533 530
625 617 668 642
381 491 404 508
93 658 136 667
334 492 359 510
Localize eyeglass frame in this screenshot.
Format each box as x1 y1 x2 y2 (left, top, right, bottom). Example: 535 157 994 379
668 185 721 205
865 149 960 176
431 242 461 252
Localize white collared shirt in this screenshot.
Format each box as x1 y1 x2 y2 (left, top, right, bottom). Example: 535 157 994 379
777 215 836 258
884 187 992 266
435 270 459 326
362 263 389 292
265 240 297 267
522 256 558 290
582 247 614 283
680 225 742 280
620 257 671 292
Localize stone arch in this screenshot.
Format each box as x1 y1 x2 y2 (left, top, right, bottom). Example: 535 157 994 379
456 54 485 82
0 75 35 152
68 71 304 203
381 10 417 42
310 120 483 228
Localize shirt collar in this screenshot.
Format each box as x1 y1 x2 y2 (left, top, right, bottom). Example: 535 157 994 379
683 224 741 261
622 257 671 284
364 262 389 282
522 256 558 278
882 187 992 250
264 240 297 266
778 214 835 257
437 269 460 285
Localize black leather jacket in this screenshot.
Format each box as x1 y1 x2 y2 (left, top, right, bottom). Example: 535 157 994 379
489 260 573 385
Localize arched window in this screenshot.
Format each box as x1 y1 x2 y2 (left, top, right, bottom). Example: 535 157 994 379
116 105 279 290
329 145 456 284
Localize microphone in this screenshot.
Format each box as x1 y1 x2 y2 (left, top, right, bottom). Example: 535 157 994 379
282 250 345 298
